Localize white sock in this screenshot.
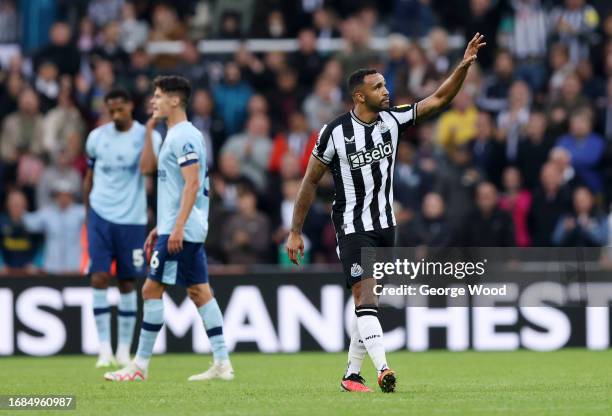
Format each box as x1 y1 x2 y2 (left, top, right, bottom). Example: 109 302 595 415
134 355 149 370
116 343 131 359
345 316 366 377
355 305 388 373
99 341 113 358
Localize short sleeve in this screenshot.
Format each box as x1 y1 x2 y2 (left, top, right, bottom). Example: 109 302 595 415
388 103 418 131
172 133 200 168
152 130 163 158
311 124 335 165
85 129 99 168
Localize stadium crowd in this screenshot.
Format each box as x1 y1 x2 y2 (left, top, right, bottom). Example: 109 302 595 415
1 0 612 273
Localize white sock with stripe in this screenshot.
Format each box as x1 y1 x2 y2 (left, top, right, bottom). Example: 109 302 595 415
355 305 389 374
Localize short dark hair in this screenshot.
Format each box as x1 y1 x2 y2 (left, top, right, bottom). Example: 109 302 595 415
104 88 132 103
153 75 192 108
347 68 378 95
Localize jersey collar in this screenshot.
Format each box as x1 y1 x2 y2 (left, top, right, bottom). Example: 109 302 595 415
350 110 378 127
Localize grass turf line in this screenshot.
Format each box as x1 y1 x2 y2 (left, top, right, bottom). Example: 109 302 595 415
0 349 610 416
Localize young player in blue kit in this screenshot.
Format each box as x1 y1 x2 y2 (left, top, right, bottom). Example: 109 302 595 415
85 89 162 368
104 76 232 382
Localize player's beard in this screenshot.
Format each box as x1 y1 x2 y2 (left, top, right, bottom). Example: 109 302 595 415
366 100 389 113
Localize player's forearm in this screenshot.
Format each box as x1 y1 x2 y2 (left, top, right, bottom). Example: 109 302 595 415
174 180 199 229
140 126 157 175
290 180 317 234
433 62 470 108
83 170 93 211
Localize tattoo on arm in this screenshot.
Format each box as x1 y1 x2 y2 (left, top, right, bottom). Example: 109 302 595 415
290 156 328 233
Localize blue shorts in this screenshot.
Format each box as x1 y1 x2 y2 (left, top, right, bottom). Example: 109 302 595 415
87 208 146 279
148 235 209 287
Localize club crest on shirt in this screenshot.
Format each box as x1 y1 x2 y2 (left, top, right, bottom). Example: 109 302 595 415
377 121 389 133
351 263 364 277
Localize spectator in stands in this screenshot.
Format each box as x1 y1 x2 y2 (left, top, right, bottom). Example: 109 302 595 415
427 27 457 76
0 0 18 43
596 76 612 141
87 0 124 28
496 80 531 163
392 0 437 38
394 141 434 214
77 59 115 124
91 21 130 73
77 17 96 53
222 184 270 264
269 111 315 174
335 16 379 75
148 3 186 69
303 75 343 132
0 73 24 121
175 40 209 88
0 88 45 165
549 0 600 63
499 167 532 247
471 111 505 188
553 186 607 246
434 144 481 229
0 190 40 275
271 175 303 260
23 180 85 274
213 61 253 136
220 113 272 192
42 87 86 159
529 162 572 246
461 182 515 246
575 59 605 102
36 148 82 208
119 1 149 53
33 61 60 112
290 28 326 89
190 89 225 165
437 90 478 152
556 108 605 193
383 34 409 98
549 146 580 190
548 43 575 98
516 111 554 190
503 0 548 92
548 73 589 138
34 22 81 76
270 69 307 129
477 50 515 114
398 192 452 247
463 0 502 69
399 42 439 99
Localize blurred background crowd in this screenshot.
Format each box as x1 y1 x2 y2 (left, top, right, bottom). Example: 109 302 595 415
1 0 612 274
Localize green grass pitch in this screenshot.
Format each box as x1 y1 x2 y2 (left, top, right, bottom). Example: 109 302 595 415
1 350 610 415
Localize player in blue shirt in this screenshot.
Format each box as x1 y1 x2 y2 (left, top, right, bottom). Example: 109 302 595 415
85 89 162 368
105 76 232 382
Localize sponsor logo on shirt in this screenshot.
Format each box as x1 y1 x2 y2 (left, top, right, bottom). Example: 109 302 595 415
347 142 394 170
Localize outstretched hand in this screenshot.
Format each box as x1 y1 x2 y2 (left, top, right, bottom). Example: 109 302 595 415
462 32 486 67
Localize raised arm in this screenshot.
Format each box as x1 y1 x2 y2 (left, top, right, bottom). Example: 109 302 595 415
417 33 486 122
285 155 328 264
140 118 158 175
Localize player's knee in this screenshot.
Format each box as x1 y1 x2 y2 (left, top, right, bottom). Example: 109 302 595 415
118 279 135 293
141 279 163 300
91 273 111 289
187 285 212 307
353 278 378 307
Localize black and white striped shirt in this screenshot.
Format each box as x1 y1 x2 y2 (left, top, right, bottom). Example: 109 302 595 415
312 103 418 237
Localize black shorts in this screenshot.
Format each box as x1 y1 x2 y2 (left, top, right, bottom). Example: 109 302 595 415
337 227 396 288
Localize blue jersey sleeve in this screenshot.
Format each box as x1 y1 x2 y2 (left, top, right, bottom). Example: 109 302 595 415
85 128 100 168
171 132 201 168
